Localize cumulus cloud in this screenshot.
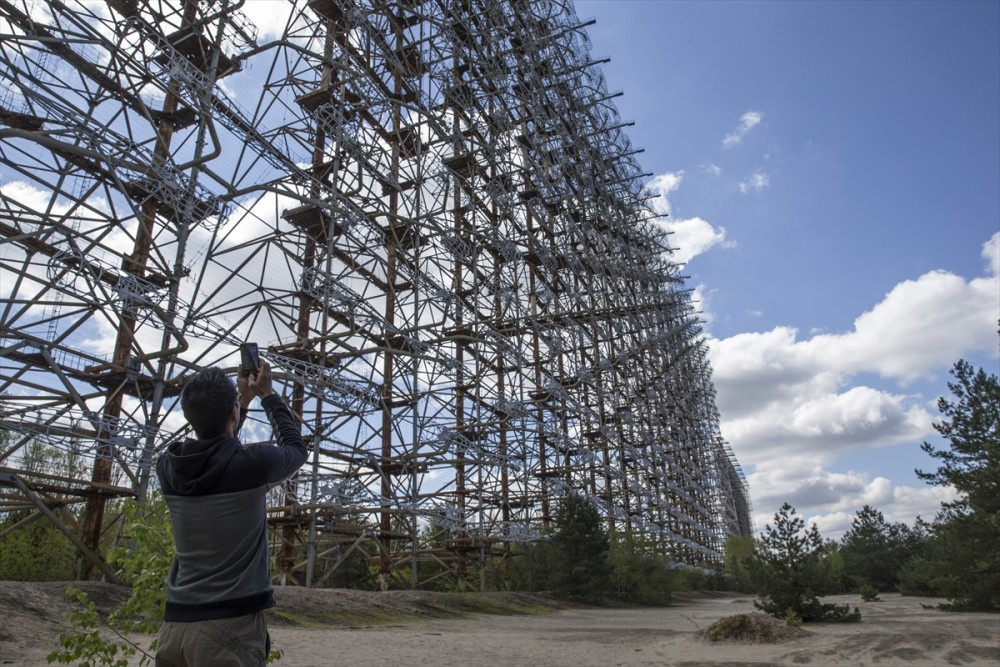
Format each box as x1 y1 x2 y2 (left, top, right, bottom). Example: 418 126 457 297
712 240 999 413
718 379 931 461
748 463 957 539
813 268 999 383
710 234 998 536
704 163 723 176
983 230 999 275
751 467 888 518
647 170 684 217
646 171 729 265
723 111 763 149
238 1 294 40
666 217 729 265
691 284 714 325
738 169 770 193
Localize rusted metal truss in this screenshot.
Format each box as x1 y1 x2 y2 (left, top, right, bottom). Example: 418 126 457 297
0 0 751 587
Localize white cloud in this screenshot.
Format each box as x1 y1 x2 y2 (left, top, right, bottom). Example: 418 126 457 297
748 462 958 540
704 163 723 176
238 1 294 41
665 217 728 265
738 169 770 193
691 284 714 325
723 110 763 149
812 267 999 383
751 467 887 517
709 327 829 416
646 171 729 265
647 170 684 217
888 484 958 523
710 234 998 537
983 230 999 275
718 378 931 460
711 253 999 407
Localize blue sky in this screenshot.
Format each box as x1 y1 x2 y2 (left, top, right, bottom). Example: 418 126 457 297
579 0 1000 537
3 0 994 544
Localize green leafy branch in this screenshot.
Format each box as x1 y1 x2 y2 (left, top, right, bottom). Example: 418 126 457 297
47 497 172 666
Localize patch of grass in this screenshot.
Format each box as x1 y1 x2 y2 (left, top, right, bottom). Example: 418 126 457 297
266 592 561 629
508 604 560 615
860 584 881 602
698 613 811 644
267 608 402 628
437 593 507 615
437 593 561 617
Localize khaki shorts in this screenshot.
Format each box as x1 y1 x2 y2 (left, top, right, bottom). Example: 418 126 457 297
155 611 269 666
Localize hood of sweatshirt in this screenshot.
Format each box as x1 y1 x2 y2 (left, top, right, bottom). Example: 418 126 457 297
159 436 240 496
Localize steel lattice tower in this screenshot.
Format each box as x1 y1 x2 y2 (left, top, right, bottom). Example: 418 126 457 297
0 0 751 588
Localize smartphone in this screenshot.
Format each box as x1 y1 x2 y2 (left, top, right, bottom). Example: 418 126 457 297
240 342 260 378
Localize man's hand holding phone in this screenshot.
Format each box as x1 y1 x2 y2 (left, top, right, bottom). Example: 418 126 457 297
240 343 260 378
238 343 272 401
247 359 273 398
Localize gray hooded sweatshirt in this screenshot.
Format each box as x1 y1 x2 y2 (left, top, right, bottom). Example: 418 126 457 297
156 394 307 622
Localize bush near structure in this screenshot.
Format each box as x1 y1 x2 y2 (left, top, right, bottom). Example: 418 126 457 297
748 503 860 623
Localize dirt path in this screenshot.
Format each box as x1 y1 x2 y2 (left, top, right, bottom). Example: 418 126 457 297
267 593 999 667
1 582 997 666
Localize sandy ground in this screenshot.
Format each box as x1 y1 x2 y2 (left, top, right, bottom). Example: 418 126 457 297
1 582 997 666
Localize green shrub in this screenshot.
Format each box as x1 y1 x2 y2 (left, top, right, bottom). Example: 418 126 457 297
0 513 78 581
608 533 672 604
859 583 880 602
48 498 173 666
783 609 803 627
548 493 611 603
748 503 861 623
699 613 810 643
722 535 755 592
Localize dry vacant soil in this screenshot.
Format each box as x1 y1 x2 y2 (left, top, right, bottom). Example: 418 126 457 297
1 581 997 666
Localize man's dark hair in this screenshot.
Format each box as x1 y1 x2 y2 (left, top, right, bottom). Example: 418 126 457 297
180 367 238 439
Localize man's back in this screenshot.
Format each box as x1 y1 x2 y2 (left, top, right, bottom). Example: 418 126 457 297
155 364 306 666
159 437 270 619
157 394 306 621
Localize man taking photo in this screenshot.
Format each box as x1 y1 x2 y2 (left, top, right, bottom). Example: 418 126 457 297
155 359 307 666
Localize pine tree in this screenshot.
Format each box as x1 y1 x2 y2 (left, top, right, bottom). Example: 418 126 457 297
839 505 922 592
749 503 860 622
549 492 611 602
917 359 1000 516
911 359 1000 611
